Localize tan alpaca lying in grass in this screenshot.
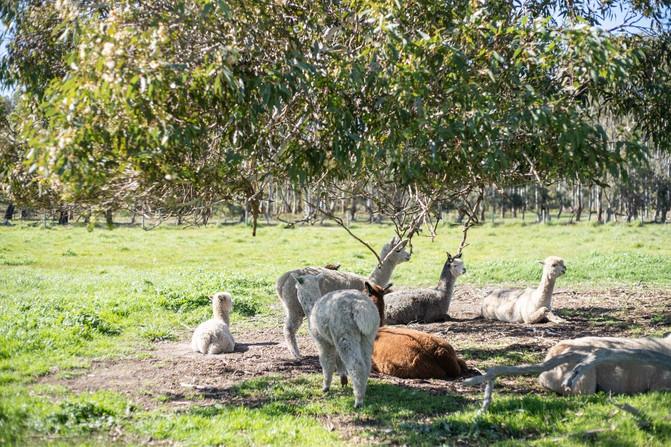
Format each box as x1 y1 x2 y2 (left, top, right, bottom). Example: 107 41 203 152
368 284 468 379
481 256 566 324
539 334 671 395
191 292 235 354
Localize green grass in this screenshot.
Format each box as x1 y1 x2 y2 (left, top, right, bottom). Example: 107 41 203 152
1 220 671 445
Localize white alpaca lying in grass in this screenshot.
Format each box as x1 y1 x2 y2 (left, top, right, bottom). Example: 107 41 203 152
539 334 671 395
293 272 380 408
481 256 566 324
191 292 235 354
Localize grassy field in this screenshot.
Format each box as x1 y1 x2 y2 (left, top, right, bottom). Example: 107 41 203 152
1 220 670 446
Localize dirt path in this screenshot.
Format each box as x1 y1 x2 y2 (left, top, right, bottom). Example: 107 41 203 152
41 286 671 410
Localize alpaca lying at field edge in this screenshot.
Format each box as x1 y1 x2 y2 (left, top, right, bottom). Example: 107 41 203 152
191 292 235 354
277 236 411 358
539 334 671 395
369 285 468 379
383 253 465 325
293 272 381 408
481 256 566 324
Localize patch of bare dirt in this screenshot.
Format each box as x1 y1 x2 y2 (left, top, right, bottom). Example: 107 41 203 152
39 286 671 410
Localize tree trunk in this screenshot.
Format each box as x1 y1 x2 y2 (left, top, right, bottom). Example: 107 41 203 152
105 208 114 227
58 205 69 225
597 186 604 224
575 183 583 222
3 202 15 224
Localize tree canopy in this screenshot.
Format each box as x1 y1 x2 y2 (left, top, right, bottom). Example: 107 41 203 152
1 0 670 236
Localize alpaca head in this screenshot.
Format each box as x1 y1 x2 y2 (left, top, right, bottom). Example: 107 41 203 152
211 292 233 319
379 236 411 266
445 252 466 277
292 272 324 311
540 256 566 280
364 281 392 325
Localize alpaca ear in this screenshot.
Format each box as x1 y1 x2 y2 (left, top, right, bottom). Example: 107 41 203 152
364 282 375 296
537 260 544 265
291 273 304 285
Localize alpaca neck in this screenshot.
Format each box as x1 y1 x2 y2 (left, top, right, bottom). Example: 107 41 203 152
369 259 396 286
533 274 556 309
212 302 230 325
297 288 320 318
436 264 456 311
371 296 385 326
436 263 455 292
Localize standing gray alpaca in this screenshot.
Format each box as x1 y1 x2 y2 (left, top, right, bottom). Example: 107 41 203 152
481 256 566 323
384 253 466 325
276 236 411 358
293 272 380 408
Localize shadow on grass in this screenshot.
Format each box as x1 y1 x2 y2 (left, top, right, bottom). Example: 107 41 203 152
430 394 671 446
156 374 671 446
443 307 642 342
557 306 643 331
460 342 546 364
233 341 278 353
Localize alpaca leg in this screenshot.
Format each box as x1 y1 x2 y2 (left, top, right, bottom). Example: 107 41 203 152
207 342 224 355
433 346 463 379
546 311 567 323
566 368 597 395
525 307 550 324
348 355 369 409
540 364 597 395
338 341 369 408
336 357 348 387
283 311 303 359
194 333 211 354
317 343 338 392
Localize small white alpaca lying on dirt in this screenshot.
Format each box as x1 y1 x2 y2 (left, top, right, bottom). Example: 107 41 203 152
481 256 566 324
293 272 380 408
191 292 235 354
277 236 410 358
383 253 466 325
539 334 671 395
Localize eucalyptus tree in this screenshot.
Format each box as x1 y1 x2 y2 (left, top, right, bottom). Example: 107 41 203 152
1 0 669 238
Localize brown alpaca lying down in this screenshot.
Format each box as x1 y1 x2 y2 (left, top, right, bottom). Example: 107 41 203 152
372 327 467 379
368 286 468 379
